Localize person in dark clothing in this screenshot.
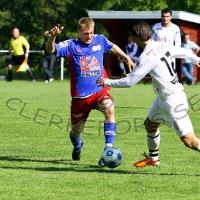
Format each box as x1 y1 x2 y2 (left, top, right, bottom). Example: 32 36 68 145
41 31 56 82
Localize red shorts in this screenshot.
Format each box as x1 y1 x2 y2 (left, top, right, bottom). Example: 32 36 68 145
71 87 113 124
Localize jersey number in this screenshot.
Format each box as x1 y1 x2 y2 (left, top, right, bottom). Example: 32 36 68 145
160 51 176 77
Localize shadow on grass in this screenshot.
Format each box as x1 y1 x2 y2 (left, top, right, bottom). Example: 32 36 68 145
0 155 130 174
1 156 200 176
0 156 70 164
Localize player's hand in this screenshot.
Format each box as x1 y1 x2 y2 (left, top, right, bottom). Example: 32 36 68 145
50 24 64 36
126 57 135 72
96 78 108 86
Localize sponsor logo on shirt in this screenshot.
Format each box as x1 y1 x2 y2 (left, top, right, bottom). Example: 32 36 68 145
80 56 101 77
80 56 101 72
146 48 154 56
158 38 165 42
59 40 69 48
81 71 101 77
73 113 84 118
92 45 101 51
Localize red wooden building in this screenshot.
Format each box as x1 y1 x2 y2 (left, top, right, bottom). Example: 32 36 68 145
88 10 200 81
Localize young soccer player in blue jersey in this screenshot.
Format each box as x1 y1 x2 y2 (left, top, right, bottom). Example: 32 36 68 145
46 17 134 167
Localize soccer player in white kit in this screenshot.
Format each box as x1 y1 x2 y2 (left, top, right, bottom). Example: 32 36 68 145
152 8 181 47
152 8 181 69
96 19 200 168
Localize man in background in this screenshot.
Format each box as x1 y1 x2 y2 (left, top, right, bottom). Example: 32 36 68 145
152 8 181 47
41 30 56 83
152 8 181 69
6 28 35 82
181 34 200 85
119 36 140 77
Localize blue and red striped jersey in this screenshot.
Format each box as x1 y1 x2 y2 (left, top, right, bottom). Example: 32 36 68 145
55 34 113 97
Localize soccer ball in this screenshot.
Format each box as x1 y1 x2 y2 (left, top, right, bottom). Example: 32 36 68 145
101 147 123 168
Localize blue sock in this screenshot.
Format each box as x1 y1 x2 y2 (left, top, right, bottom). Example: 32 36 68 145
104 122 116 151
70 132 82 152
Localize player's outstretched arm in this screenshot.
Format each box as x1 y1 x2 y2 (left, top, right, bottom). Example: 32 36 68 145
171 46 200 67
46 24 64 53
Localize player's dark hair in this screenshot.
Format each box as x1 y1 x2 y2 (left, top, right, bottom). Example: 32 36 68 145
127 19 151 41
161 8 172 15
78 17 95 30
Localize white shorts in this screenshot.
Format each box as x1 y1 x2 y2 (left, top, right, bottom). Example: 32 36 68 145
148 92 194 137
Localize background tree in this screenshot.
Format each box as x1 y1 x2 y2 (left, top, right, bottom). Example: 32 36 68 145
0 0 199 79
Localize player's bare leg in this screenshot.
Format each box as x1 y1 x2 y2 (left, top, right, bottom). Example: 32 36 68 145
181 132 200 150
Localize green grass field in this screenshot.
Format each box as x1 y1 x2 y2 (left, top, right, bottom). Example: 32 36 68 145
0 79 200 200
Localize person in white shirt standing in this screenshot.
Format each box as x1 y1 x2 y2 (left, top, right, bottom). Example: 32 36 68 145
152 8 181 68
181 34 200 85
96 19 200 168
152 8 181 46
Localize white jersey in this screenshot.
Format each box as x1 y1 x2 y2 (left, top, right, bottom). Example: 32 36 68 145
152 22 181 47
104 40 200 98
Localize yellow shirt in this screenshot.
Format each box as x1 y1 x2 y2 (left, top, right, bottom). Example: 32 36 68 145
10 36 30 56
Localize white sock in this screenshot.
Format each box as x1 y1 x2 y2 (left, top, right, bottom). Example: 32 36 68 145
147 130 160 160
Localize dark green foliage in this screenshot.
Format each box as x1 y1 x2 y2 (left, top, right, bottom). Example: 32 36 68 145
0 0 199 78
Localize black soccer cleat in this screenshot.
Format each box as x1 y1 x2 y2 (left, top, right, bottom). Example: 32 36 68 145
72 141 83 161
98 158 105 168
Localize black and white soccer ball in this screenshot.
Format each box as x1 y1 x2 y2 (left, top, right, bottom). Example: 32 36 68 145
101 147 123 168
